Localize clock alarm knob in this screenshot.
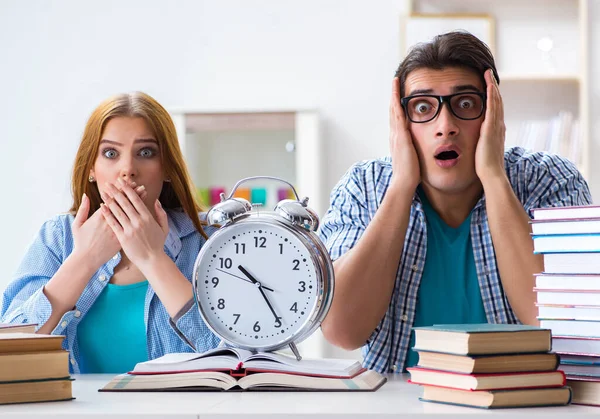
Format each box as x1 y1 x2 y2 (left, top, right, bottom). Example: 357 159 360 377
207 196 252 225
274 197 319 232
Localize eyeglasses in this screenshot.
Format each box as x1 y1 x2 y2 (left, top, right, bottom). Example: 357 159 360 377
401 92 486 124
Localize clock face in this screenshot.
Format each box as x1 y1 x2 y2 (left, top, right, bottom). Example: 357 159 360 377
194 219 320 350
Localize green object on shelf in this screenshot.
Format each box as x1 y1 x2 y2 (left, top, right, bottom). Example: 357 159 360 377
251 187 267 206
197 188 210 207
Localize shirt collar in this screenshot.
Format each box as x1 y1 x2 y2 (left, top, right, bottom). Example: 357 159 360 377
163 209 203 259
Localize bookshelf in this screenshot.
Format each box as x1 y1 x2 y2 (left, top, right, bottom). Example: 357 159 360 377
405 0 590 179
170 110 325 218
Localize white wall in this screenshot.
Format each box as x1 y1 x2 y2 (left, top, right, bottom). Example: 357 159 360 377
0 0 408 293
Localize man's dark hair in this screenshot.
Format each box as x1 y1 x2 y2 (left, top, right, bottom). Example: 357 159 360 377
395 31 498 97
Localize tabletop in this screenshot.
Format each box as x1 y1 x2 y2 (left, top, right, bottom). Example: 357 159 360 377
0 373 598 418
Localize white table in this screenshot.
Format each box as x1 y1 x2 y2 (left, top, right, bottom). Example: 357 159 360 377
0 374 598 418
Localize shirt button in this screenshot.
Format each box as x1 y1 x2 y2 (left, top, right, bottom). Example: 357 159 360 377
392 365 398 372
113 254 119 260
74 310 81 318
61 321 67 328
412 265 418 272
98 274 107 282
401 314 408 322
70 358 75 365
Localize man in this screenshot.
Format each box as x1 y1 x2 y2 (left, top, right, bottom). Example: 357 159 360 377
317 31 592 374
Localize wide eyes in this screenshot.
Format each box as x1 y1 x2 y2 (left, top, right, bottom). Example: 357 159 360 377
101 147 157 160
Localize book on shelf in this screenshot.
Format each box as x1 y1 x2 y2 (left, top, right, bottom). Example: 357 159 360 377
101 368 386 392
539 319 600 338
0 378 73 405
419 384 572 409
536 304 600 321
407 367 566 391
412 324 552 355
0 333 65 354
533 205 600 221
567 377 600 406
535 273 600 291
129 347 365 378
543 252 600 274
0 351 69 382
533 234 600 254
552 336 600 356
415 351 560 374
535 289 600 306
531 218 600 236
0 323 37 334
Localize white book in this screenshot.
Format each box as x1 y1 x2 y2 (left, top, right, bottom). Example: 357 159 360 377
537 304 600 321
539 319 600 338
533 206 600 221
543 253 600 274
533 234 600 253
535 274 600 290
552 336 600 355
532 219 600 236
535 289 600 306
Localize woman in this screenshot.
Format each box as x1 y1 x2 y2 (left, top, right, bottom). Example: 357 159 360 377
1 92 220 373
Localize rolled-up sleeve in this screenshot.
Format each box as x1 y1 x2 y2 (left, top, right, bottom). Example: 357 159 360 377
169 298 220 352
1 219 64 330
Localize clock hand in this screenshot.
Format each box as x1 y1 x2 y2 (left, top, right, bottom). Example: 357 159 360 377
215 268 274 292
238 265 281 323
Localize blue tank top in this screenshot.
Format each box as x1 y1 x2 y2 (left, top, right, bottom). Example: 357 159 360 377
404 189 487 370
77 280 149 373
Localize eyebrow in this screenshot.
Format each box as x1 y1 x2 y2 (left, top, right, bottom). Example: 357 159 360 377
99 138 158 146
407 84 482 96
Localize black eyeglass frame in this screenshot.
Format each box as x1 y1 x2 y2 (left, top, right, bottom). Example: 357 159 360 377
400 92 487 124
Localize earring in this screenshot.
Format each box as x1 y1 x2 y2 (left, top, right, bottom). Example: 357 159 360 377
88 175 95 183
164 178 171 183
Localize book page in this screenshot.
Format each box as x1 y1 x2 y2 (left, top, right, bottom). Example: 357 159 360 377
243 352 363 377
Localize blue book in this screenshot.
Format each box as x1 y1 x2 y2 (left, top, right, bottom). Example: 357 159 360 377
412 323 552 355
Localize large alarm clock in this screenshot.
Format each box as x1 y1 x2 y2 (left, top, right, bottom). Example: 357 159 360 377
192 176 334 360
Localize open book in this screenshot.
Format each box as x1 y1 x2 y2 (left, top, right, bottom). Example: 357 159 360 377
130 347 365 379
101 369 386 392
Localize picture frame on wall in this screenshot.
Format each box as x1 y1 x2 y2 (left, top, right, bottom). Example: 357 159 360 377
402 14 495 56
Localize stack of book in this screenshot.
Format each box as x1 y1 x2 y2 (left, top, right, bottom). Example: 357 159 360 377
0 327 73 405
407 324 572 409
532 205 600 407
101 346 386 392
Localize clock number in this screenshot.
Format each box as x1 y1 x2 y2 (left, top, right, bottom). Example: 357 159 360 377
298 281 306 292
217 299 225 309
254 237 267 248
233 313 241 324
253 321 261 332
292 259 300 270
219 258 232 269
290 302 298 313
279 243 284 254
234 243 246 254
211 277 219 288
274 317 282 328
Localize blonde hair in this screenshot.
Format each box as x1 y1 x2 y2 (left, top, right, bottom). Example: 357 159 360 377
69 92 208 238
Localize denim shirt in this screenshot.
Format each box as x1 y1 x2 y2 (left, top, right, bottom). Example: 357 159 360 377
317 147 593 374
1 209 221 373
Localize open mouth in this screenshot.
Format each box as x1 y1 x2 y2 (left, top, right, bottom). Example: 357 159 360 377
435 150 459 161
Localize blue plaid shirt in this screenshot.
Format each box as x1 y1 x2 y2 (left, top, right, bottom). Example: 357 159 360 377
1 210 220 373
317 147 592 374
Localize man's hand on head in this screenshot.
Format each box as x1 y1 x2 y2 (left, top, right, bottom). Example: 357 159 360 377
475 69 507 184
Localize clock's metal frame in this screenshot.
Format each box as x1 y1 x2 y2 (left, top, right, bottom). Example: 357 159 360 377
192 177 334 360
